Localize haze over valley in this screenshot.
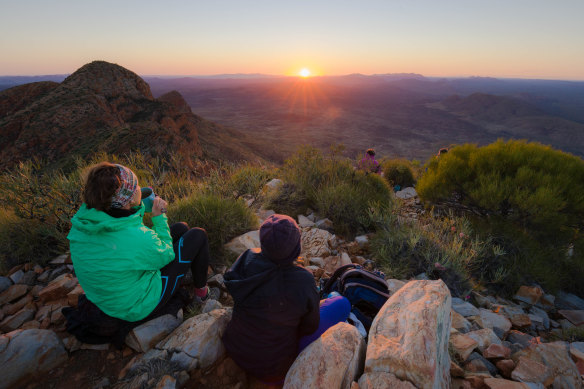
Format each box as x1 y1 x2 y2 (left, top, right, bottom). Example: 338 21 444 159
2 72 584 163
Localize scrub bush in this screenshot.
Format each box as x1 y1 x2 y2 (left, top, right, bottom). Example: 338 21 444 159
416 139 584 295
0 153 268 269
381 159 416 188
271 146 393 237
417 139 584 232
0 209 66 271
370 210 520 297
168 193 258 261
206 163 274 201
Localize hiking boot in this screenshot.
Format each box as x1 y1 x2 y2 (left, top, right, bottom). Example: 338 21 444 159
191 286 221 304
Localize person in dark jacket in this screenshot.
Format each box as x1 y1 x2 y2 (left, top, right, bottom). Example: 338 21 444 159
222 214 350 383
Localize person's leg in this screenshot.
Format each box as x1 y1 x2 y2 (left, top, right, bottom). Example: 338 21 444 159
150 225 212 317
297 296 351 352
170 222 189 243
176 227 210 289
149 236 192 317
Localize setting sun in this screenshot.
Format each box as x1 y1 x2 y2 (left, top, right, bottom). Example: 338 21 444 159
299 68 311 78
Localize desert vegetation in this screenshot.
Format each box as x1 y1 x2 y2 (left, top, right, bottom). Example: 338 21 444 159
266 145 393 238
380 158 416 188
417 139 584 294
0 153 267 271
1 140 583 297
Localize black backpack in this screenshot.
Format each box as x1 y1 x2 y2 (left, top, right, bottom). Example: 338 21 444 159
320 264 390 332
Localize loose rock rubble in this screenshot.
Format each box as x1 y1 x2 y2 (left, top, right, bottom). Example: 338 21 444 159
1 199 583 388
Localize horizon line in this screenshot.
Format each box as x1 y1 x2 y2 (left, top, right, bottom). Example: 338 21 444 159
1 72 583 83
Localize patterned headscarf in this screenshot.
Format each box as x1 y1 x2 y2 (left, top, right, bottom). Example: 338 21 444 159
110 164 138 209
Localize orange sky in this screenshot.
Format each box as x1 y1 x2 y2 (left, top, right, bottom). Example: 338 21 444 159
1 1 583 80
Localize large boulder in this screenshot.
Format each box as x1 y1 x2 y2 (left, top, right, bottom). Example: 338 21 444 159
358 372 416 389
363 280 452 389
476 308 512 336
395 187 417 199
0 276 12 294
450 332 478 361
513 286 544 305
0 329 68 389
297 215 315 228
484 378 536 389
261 178 283 196
224 230 260 256
301 228 334 258
451 297 479 317
513 341 582 389
283 322 365 389
38 273 78 302
0 307 36 332
556 291 584 310
125 314 182 353
466 328 503 352
0 284 28 305
156 308 231 370
322 254 352 274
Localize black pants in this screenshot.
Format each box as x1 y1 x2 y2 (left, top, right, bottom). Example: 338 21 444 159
150 222 210 315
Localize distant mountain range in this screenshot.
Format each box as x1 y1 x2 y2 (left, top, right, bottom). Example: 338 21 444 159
0 62 274 170
1 67 583 164
146 74 584 160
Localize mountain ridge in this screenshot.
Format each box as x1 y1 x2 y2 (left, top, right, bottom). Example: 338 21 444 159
0 61 271 170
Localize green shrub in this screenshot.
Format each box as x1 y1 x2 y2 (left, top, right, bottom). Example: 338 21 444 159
227 165 273 199
381 159 415 188
370 211 521 297
167 193 258 262
418 140 584 233
0 160 81 238
264 183 309 217
280 146 354 199
416 140 584 295
0 209 67 271
470 215 584 295
315 173 393 237
274 146 392 237
204 163 274 201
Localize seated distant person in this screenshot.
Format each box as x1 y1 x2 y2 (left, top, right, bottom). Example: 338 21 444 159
358 148 381 174
222 214 350 384
67 162 211 324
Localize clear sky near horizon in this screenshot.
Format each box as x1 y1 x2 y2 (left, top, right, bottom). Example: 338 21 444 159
1 0 583 80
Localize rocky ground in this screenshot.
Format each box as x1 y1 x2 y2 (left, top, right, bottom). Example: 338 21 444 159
1 183 583 389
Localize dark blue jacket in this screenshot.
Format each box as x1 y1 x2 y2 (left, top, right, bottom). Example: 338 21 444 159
222 248 320 381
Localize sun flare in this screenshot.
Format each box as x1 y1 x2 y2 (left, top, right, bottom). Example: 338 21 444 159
299 68 311 78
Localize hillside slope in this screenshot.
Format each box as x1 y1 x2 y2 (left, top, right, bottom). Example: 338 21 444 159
0 61 270 170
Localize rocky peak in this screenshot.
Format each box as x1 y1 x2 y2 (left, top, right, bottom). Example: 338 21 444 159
158 90 191 114
61 60 153 100
0 81 59 119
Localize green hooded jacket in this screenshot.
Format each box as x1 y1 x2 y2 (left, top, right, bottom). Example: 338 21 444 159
67 203 175 322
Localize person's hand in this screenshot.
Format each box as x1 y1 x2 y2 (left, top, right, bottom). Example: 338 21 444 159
152 197 168 217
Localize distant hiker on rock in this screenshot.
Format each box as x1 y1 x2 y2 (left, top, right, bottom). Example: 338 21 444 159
358 148 381 174
222 214 350 385
67 162 211 327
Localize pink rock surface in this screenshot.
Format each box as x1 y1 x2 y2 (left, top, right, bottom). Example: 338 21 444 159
364 280 451 389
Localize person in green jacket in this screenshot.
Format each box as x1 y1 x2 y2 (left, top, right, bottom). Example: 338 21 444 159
67 162 210 322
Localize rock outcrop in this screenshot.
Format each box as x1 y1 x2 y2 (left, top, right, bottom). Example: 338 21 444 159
155 308 232 370
1 329 68 389
363 279 452 389
0 60 270 169
224 230 260 256
283 322 365 389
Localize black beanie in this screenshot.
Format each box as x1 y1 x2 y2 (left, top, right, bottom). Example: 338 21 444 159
259 214 301 264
